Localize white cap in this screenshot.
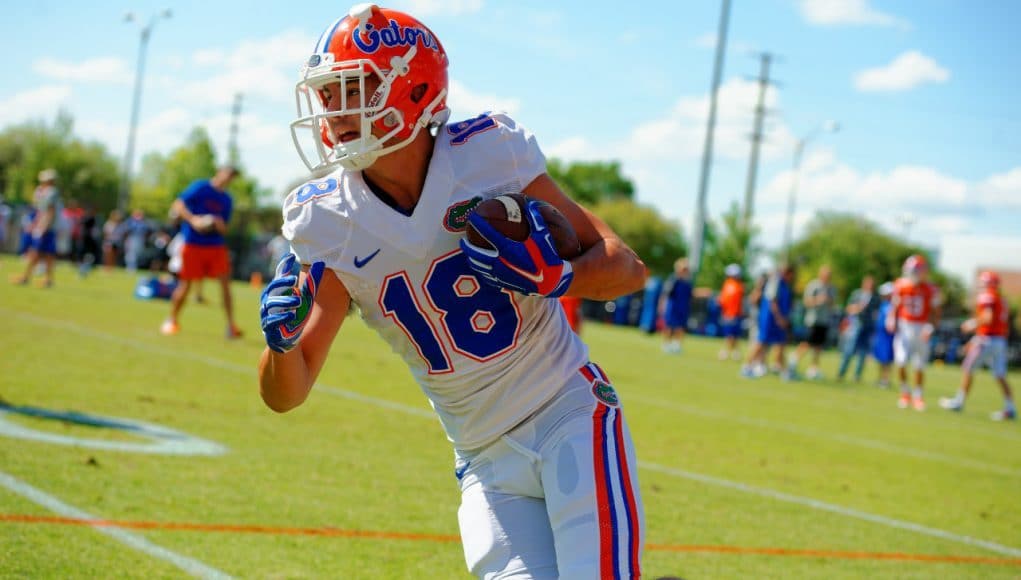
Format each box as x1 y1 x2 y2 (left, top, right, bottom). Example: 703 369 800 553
878 282 894 296
725 263 742 277
38 168 58 182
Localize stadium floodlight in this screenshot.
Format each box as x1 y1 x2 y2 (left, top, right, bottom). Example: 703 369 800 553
782 120 840 262
118 8 173 213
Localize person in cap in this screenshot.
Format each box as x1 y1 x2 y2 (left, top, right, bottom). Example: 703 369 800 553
12 169 62 287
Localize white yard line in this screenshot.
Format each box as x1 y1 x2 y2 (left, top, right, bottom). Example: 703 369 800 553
638 461 1021 558
0 470 232 579
604 333 1021 444
7 309 1021 558
626 394 1020 477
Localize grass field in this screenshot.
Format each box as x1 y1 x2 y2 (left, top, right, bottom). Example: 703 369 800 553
1 254 1019 579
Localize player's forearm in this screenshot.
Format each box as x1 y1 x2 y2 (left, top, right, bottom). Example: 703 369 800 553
259 349 315 412
566 237 646 300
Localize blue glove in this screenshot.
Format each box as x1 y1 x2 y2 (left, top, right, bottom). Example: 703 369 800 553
459 200 574 298
260 253 326 353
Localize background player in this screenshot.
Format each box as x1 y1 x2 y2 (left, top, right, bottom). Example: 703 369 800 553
717 263 745 361
939 271 1015 421
258 5 647 577
160 166 241 338
741 264 795 378
887 254 941 411
660 257 693 354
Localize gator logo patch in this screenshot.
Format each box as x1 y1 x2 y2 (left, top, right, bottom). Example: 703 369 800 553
592 380 620 408
443 196 482 232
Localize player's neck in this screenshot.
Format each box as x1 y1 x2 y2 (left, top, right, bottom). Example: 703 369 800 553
362 133 434 213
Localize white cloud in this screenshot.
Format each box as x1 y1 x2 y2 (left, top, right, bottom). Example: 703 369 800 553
799 0 908 28
624 77 795 162
854 50 950 92
0 85 73 126
394 0 483 16
694 33 718 49
978 167 1021 208
33 57 133 85
174 30 311 107
447 80 521 120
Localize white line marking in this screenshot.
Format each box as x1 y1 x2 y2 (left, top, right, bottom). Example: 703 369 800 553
638 461 1021 558
8 310 1021 558
0 470 232 579
626 394 1019 477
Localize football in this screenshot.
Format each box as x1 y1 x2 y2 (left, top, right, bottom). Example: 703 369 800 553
193 214 217 233
465 193 581 259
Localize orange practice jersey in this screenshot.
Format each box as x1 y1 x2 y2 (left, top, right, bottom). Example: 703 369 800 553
893 278 940 323
976 290 1008 337
719 279 744 318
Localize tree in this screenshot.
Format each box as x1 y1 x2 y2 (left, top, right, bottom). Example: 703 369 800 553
698 202 760 289
786 212 965 311
547 159 634 205
0 111 120 211
589 197 685 277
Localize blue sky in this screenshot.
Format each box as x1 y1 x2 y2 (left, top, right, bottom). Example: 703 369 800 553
2 0 1019 282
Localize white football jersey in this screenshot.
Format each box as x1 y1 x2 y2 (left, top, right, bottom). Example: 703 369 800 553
283 113 589 450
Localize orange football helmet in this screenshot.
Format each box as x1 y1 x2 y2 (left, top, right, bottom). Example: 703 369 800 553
902 254 928 280
291 4 450 172
979 270 1000 289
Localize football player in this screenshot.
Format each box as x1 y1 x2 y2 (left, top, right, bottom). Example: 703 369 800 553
939 271 1015 421
257 5 647 578
886 254 942 411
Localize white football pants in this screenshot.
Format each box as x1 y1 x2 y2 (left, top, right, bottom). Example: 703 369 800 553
454 363 644 579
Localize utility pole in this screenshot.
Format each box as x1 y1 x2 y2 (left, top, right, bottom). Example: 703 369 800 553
119 9 171 213
690 0 731 281
228 93 243 167
741 52 773 229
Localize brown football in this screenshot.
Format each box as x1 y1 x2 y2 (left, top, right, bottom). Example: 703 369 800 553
465 193 581 259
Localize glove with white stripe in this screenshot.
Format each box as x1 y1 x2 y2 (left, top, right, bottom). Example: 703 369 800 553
260 253 326 353
459 199 574 298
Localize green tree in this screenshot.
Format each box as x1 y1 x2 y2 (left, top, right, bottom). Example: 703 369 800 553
0 111 120 210
589 197 685 277
787 212 965 311
699 202 760 289
547 158 634 205
132 127 219 217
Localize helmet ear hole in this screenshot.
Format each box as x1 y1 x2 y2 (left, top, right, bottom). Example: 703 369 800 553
410 83 428 103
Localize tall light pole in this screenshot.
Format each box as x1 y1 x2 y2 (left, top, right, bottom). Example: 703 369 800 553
690 0 732 281
118 9 172 213
782 120 839 262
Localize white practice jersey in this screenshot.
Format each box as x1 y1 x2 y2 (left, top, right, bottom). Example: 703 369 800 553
283 113 589 450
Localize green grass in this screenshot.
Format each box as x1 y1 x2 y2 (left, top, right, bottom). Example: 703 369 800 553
1 254 1019 579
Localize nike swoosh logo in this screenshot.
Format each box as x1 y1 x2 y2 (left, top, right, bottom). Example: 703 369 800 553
454 461 470 480
354 249 381 268
499 257 544 284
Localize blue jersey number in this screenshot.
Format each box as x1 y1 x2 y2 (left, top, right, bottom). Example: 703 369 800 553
294 178 339 204
379 251 521 373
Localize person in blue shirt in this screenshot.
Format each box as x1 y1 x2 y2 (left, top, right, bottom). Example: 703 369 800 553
659 258 693 354
160 166 242 338
871 282 896 388
741 264 795 378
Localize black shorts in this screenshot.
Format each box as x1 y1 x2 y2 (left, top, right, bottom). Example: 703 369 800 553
807 324 829 347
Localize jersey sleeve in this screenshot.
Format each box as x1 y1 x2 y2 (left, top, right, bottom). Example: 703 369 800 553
445 112 548 193
280 180 354 270
495 113 547 188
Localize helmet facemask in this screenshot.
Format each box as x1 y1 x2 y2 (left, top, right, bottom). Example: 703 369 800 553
291 45 447 173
